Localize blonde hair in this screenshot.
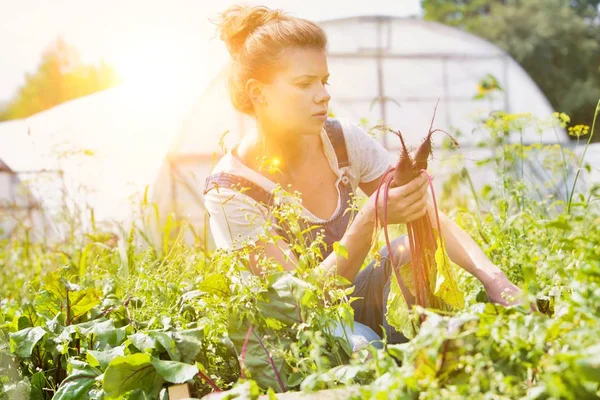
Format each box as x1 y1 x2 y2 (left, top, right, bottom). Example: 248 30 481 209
216 5 328 115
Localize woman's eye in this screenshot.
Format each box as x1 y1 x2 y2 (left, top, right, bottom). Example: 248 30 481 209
297 81 328 88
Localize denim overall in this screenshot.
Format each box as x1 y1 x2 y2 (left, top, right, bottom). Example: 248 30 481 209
204 119 407 347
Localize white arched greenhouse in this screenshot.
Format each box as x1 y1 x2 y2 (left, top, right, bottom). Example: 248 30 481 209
0 85 194 243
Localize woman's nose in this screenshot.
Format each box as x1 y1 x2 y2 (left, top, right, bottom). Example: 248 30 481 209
314 84 331 104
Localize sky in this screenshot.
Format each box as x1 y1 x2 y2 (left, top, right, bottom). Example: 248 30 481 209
0 0 422 104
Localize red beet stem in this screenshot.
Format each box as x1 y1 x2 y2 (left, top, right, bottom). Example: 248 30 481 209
240 324 253 379
374 168 396 232
253 328 286 392
406 223 423 306
197 370 221 392
382 174 414 304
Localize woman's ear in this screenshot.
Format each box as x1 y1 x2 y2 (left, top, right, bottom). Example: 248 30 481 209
246 78 267 106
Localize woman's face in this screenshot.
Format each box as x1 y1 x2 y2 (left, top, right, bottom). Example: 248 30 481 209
256 47 331 137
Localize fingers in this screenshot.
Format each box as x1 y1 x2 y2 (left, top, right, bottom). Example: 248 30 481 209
401 180 429 205
402 198 428 222
398 173 429 197
387 180 426 204
376 172 432 225
383 201 427 224
403 209 427 223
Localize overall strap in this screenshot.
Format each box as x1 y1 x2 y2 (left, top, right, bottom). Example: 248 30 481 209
203 172 274 207
324 119 350 169
204 119 349 206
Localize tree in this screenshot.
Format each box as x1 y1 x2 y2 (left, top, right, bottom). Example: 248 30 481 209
0 37 121 121
421 0 506 28
422 0 600 141
569 0 600 17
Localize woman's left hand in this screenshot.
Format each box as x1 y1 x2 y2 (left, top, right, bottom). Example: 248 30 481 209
482 273 522 306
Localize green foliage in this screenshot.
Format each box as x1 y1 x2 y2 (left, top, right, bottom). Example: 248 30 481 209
0 37 120 121
103 353 162 398
0 187 360 397
422 0 600 139
53 359 101 400
1 108 600 398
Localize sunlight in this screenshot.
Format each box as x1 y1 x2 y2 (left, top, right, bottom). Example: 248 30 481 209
109 36 194 100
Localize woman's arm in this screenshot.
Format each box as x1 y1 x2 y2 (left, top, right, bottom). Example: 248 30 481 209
249 174 429 282
362 169 520 305
247 202 375 281
426 201 521 305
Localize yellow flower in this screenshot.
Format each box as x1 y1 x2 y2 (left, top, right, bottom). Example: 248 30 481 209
553 112 571 128
567 125 590 137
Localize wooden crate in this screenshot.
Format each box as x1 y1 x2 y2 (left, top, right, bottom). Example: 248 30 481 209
168 383 192 399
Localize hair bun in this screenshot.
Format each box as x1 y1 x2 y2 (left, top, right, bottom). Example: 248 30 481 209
217 5 285 57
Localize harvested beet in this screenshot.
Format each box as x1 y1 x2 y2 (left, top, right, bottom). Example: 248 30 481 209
374 101 461 317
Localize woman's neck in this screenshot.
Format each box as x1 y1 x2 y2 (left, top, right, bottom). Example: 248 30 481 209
239 123 321 179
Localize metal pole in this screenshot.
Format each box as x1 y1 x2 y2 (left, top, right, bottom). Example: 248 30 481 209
169 160 178 220
442 58 451 129
375 16 387 148
503 55 510 113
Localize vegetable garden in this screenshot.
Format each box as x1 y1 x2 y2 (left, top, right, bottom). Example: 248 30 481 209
1 105 600 399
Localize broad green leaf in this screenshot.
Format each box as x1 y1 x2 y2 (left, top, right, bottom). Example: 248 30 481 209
151 358 198 383
433 238 465 310
46 312 65 333
20 303 39 328
44 270 69 301
9 326 47 358
125 389 155 400
68 288 103 320
386 270 416 340
34 271 102 323
385 229 464 335
198 274 230 297
96 324 130 350
129 332 157 354
173 328 204 364
87 345 126 369
103 353 163 398
15 315 32 332
54 360 101 400
228 273 323 391
257 273 310 326
72 319 130 350
150 332 181 361
287 372 305 388
1 315 28 334
2 378 31 400
29 371 45 400
229 321 289 392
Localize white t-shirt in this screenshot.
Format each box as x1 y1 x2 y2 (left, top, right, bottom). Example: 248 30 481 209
203 118 395 250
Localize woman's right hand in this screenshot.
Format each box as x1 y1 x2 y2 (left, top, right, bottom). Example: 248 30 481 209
367 172 430 225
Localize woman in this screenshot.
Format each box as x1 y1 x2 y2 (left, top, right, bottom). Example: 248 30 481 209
203 5 521 344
